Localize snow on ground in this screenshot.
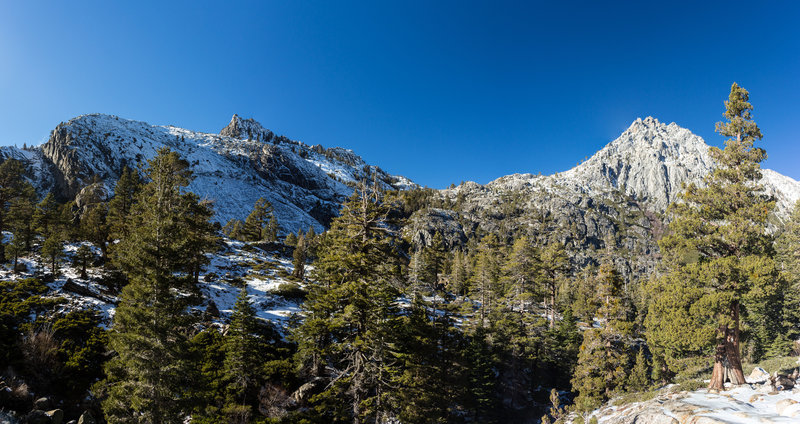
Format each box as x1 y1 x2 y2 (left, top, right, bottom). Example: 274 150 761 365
578 379 800 423
2 234 304 332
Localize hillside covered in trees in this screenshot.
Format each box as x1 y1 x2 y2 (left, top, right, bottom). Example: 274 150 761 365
1 84 800 423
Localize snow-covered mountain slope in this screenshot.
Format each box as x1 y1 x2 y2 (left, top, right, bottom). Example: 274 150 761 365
462 117 800 218
425 117 800 280
34 114 414 233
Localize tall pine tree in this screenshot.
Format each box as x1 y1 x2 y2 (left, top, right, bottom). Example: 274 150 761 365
646 83 778 389
101 148 218 423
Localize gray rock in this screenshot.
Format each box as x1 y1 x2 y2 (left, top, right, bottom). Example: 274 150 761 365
746 366 770 384
76 411 94 424
32 397 51 410
44 410 62 424
23 410 49 424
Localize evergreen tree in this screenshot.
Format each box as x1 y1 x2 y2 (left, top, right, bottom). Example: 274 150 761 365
223 288 262 423
0 159 32 259
284 231 298 247
73 244 94 279
242 198 274 241
222 219 245 240
572 263 630 410
4 234 25 272
41 232 64 275
101 148 217 423
502 236 538 311
107 165 140 241
292 184 402 423
470 235 503 327
626 347 650 392
646 83 778 390
6 184 36 253
537 239 570 328
292 233 306 280
775 199 800 346
81 202 109 260
33 192 63 239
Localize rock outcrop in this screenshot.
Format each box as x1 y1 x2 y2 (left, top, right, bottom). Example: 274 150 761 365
15 114 415 234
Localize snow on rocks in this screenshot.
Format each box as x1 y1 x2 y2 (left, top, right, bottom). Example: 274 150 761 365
575 383 800 424
1 234 306 332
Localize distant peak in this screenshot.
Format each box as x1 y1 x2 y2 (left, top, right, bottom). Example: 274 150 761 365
220 114 274 141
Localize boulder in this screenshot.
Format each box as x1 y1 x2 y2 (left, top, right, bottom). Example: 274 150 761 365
746 367 770 384
76 411 94 424
776 398 799 416
23 410 49 424
33 398 52 410
45 410 63 424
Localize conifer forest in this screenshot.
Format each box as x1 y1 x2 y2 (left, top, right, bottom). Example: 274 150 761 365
2 85 800 424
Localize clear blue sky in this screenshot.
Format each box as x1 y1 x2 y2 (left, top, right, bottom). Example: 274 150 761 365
1 1 798 188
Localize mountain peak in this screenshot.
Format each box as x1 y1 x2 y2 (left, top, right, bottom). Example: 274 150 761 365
220 114 274 141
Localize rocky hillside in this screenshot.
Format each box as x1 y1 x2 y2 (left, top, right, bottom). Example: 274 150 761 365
407 117 800 279
3 114 414 234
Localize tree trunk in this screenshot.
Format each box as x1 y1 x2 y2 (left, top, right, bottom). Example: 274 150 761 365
708 303 746 390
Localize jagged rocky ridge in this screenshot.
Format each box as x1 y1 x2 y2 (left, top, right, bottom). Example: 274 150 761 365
3 114 800 281
2 113 414 233
406 117 800 280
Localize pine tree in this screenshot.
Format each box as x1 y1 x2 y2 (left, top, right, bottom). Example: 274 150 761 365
646 83 778 390
502 236 538 311
572 263 630 410
470 235 503 327
6 184 36 253
242 198 274 241
41 232 64 275
80 202 109 260
775 200 800 346
73 244 94 279
0 159 32 259
292 184 402 424
101 148 218 423
33 192 63 240
222 288 262 423
538 239 570 328
626 348 650 392
292 233 306 280
5 234 25 272
284 232 298 247
107 165 140 242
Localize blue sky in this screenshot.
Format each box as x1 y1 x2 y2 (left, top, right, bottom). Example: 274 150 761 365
1 1 798 188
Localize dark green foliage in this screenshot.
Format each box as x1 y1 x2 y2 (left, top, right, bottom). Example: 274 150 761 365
626 347 651 392
101 148 218 423
292 233 306 280
775 199 800 349
41 232 65 275
0 159 34 259
222 288 263 422
292 185 403 423
80 202 109 260
106 165 140 242
243 197 278 242
73 244 94 278
51 310 109 398
0 279 63 366
646 83 779 388
572 263 631 410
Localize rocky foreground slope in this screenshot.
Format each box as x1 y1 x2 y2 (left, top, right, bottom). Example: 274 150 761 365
573 367 800 423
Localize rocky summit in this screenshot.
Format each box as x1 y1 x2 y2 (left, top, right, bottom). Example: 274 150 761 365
1 113 414 234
